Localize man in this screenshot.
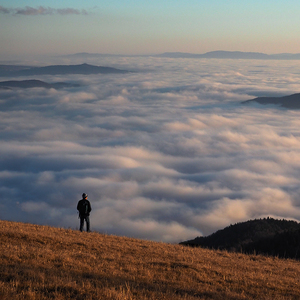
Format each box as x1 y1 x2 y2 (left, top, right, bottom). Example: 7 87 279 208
77 193 92 232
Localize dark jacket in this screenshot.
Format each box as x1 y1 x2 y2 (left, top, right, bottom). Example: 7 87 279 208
77 199 92 217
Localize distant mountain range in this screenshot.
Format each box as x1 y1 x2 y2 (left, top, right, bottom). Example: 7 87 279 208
243 93 300 109
0 63 129 77
0 79 79 90
64 51 300 60
180 218 300 259
156 51 300 60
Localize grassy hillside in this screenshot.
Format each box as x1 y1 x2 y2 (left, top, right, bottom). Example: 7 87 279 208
1 220 300 299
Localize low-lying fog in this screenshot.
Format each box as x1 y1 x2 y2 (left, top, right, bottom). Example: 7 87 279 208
1 56 300 242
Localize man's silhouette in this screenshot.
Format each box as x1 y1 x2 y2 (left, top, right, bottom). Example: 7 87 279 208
77 193 92 232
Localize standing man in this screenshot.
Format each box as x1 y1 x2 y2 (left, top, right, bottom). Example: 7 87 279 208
77 193 92 232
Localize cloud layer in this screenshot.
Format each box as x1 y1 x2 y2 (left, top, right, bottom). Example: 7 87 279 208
1 57 300 242
0 6 88 16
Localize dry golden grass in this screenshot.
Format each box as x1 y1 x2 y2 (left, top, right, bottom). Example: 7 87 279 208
1 220 300 299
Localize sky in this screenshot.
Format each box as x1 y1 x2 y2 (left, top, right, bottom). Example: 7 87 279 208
1 56 300 242
1 0 300 59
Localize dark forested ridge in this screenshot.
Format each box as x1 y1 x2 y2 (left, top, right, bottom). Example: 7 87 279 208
180 218 300 259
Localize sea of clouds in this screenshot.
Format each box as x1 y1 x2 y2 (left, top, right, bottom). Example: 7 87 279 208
1 56 300 242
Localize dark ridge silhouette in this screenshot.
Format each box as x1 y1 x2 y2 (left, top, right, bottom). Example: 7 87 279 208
180 218 300 259
0 79 80 89
242 93 300 109
0 64 31 72
0 63 129 77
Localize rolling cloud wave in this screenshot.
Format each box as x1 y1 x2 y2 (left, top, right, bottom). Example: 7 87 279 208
1 57 300 242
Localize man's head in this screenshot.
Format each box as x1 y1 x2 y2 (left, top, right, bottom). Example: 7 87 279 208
82 193 88 199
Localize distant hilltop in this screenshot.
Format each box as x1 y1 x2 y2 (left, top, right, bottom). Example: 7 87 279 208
181 218 300 259
0 63 130 77
243 93 300 109
156 51 300 60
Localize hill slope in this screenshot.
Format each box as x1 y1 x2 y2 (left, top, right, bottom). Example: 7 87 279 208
1 220 300 299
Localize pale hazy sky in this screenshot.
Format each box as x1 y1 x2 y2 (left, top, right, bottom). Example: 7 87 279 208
1 0 300 59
